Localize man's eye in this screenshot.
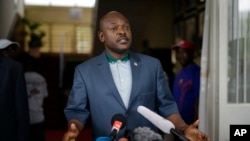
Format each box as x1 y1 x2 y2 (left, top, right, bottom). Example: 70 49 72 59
111 27 117 31
125 25 130 30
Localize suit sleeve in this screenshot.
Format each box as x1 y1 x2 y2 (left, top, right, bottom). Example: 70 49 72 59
155 59 179 117
64 65 90 124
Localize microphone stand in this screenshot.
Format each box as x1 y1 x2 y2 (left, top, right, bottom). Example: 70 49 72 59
170 128 190 141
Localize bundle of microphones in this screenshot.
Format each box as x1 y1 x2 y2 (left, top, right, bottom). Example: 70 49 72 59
96 105 190 141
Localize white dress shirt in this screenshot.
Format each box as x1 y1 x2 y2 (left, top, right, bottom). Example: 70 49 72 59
109 60 132 108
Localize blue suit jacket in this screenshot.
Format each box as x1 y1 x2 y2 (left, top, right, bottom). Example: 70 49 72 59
0 55 30 141
64 51 178 140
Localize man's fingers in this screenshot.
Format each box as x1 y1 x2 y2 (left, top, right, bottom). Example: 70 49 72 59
62 131 77 141
62 123 79 141
62 132 75 141
191 119 200 127
70 123 78 132
118 137 129 141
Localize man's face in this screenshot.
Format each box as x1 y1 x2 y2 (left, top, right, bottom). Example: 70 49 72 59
175 48 193 67
98 12 132 56
2 46 16 57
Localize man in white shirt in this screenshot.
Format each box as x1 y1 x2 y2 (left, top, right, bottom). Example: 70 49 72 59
25 71 48 141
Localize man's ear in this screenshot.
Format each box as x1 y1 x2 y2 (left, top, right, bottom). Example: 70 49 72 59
98 31 104 42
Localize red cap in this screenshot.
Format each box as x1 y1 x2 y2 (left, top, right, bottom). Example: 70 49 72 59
172 40 195 51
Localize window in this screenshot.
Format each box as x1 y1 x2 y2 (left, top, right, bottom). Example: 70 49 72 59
75 26 93 54
25 23 93 54
228 0 250 103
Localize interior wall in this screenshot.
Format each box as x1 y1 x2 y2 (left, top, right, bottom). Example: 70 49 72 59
93 0 174 55
0 0 24 38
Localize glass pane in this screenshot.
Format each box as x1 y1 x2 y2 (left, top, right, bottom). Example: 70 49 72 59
228 0 250 103
75 26 92 54
51 24 75 53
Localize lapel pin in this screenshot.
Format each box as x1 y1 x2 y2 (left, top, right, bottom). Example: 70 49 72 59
134 62 138 66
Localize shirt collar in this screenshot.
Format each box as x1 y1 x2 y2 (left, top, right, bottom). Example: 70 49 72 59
106 51 130 63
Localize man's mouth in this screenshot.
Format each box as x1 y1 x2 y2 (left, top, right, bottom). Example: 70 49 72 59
117 36 129 43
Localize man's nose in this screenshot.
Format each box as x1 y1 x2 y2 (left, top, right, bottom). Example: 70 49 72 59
117 27 126 35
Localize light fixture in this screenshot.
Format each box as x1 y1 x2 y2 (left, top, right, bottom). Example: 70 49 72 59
24 0 96 8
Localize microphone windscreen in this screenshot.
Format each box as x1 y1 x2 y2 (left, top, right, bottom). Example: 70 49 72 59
111 113 126 130
96 136 110 141
133 127 163 141
137 105 175 134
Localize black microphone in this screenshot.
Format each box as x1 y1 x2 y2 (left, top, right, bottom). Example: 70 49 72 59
109 113 126 141
137 105 190 141
170 128 189 141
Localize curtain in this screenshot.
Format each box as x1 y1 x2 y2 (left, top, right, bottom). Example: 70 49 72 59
198 0 220 140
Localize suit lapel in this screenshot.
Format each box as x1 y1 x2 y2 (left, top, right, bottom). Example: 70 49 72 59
128 52 141 107
96 52 126 108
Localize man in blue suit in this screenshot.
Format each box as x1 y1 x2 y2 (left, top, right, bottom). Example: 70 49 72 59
0 39 30 141
63 11 209 141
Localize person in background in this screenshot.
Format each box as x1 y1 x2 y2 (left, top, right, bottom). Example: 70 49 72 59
25 71 48 141
172 40 201 125
0 39 19 58
63 11 209 141
15 39 48 141
17 39 42 73
0 39 30 141
14 38 48 141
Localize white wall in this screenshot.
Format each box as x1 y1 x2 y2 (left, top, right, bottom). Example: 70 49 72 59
0 0 24 38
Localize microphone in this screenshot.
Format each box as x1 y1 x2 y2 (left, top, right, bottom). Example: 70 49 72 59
137 105 174 134
125 127 163 141
137 105 190 141
133 126 163 141
109 113 126 141
96 136 110 141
